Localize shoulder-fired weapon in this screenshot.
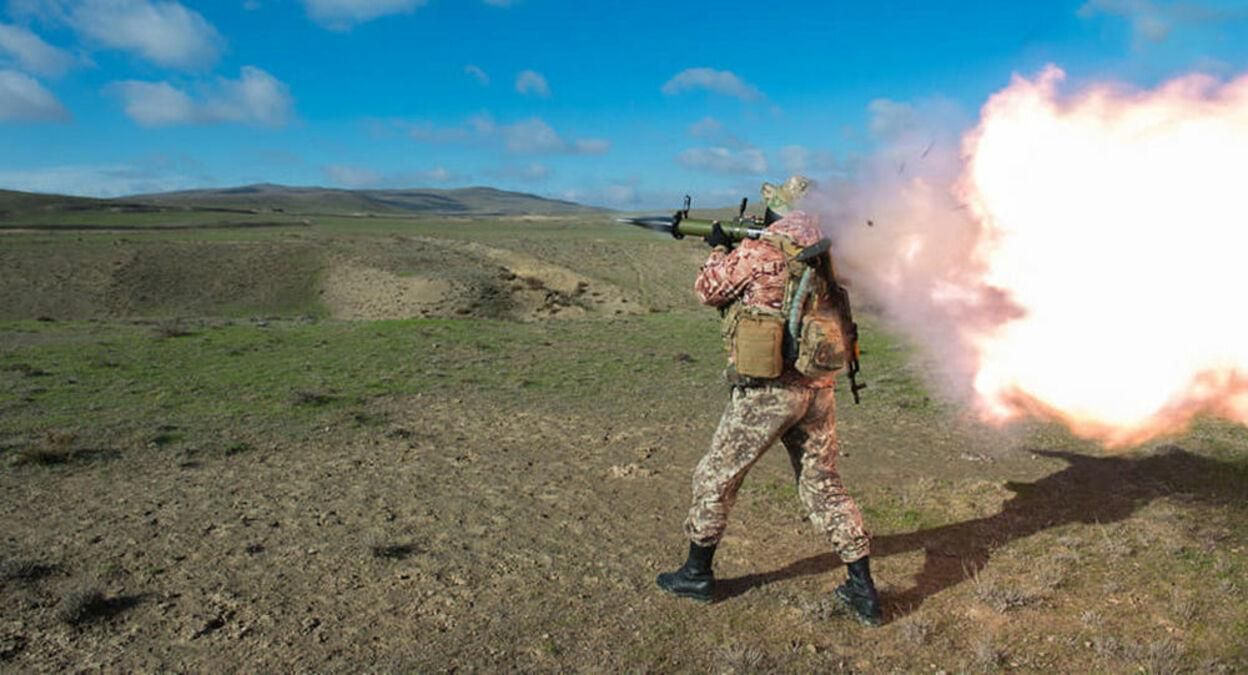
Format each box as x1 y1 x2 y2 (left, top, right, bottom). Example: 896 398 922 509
618 194 867 403
617 195 767 241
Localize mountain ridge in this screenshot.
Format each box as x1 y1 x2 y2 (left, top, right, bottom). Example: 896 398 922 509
0 184 602 218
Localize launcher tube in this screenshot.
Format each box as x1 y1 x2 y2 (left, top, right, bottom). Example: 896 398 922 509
674 218 766 240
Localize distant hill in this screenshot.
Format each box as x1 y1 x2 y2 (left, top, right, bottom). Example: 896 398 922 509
0 184 602 222
127 184 601 216
0 189 109 216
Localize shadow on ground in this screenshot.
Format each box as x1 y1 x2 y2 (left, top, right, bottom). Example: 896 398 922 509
715 446 1248 621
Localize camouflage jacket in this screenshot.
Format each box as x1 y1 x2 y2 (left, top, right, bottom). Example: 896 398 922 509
694 211 836 389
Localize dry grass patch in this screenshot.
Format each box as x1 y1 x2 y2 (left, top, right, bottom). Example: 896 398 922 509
969 567 1037 612
898 614 936 646
0 560 57 584
970 635 1006 671
56 585 111 626
13 431 75 466
714 642 769 674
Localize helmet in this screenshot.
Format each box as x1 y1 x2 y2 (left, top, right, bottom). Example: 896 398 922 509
761 175 812 218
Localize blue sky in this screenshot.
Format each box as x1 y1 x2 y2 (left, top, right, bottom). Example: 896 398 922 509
1 0 1246 208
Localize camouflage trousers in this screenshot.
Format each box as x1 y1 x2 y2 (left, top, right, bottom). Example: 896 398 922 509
683 384 870 563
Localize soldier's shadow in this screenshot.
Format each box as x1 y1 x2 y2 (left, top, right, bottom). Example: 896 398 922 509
715 446 1247 622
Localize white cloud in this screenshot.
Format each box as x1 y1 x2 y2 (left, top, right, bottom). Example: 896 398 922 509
466 111 494 135
0 69 67 121
689 116 723 138
0 163 197 196
401 113 606 156
558 180 660 209
1077 0 1247 44
677 146 767 175
0 23 74 77
323 163 381 187
1079 0 1171 41
867 98 920 140
687 114 748 149
573 138 610 155
662 68 763 101
322 163 463 187
414 166 456 183
406 119 472 143
109 67 293 127
866 96 967 145
464 64 489 86
25 0 224 69
109 80 194 125
202 67 293 126
303 0 426 29
493 162 550 182
500 117 607 155
515 69 549 97
396 112 491 142
777 145 837 175
502 117 561 153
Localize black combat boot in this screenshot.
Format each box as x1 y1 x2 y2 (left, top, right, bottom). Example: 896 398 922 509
835 556 883 626
656 542 716 603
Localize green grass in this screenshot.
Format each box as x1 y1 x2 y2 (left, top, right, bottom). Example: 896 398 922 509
0 312 728 445
0 210 304 228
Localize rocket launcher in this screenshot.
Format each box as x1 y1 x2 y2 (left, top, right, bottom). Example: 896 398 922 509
619 193 867 403
617 196 767 241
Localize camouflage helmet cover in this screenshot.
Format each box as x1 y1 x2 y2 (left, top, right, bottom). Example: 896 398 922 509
761 175 813 216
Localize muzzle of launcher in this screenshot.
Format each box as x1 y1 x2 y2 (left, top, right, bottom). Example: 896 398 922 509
617 215 767 241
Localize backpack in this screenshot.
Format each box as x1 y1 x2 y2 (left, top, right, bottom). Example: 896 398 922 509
723 233 861 390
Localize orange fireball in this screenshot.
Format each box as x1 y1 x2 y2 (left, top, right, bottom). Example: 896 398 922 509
960 66 1248 446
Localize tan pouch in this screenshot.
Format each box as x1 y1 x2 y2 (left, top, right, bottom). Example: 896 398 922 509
732 311 785 379
794 313 847 377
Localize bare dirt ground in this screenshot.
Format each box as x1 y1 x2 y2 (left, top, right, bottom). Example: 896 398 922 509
1 220 1246 672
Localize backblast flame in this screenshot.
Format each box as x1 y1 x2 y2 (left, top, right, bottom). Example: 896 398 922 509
820 65 1248 447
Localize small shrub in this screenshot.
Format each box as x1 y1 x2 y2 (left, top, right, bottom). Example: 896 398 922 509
714 643 767 674
899 615 935 646
370 542 418 560
970 570 1034 612
290 390 335 407
56 586 110 626
14 431 76 466
150 431 182 448
0 560 57 583
366 531 418 560
971 636 1005 671
1170 589 1199 626
798 597 849 622
3 363 48 377
1130 638 1185 675
153 319 193 339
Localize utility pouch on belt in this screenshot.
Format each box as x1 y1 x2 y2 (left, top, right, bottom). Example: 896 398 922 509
794 312 847 377
723 305 785 379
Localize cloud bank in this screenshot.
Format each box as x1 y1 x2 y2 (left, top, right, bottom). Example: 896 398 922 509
0 69 68 121
18 0 224 69
0 23 74 77
109 67 293 127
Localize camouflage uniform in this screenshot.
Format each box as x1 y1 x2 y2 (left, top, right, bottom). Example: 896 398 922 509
684 210 870 564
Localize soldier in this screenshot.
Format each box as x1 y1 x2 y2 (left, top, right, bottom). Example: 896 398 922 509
655 176 882 626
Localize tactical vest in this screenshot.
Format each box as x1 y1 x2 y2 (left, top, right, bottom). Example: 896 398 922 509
722 233 858 382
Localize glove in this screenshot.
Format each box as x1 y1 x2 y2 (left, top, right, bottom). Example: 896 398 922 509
704 222 734 250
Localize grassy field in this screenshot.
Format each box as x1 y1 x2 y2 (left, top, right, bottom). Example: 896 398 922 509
1 209 1246 671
